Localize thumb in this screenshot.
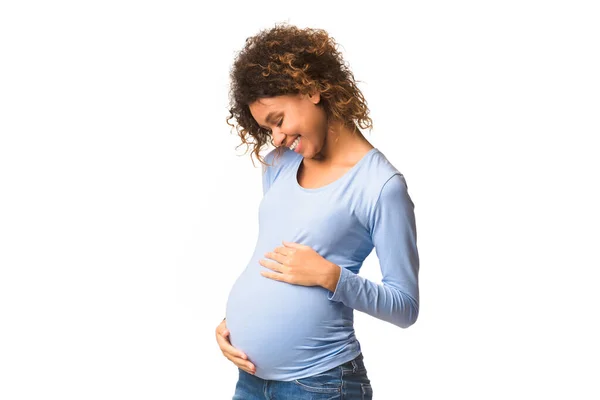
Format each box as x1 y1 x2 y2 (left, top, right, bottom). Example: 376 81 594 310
282 240 302 248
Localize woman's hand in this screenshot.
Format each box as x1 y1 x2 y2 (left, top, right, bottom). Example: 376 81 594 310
259 240 340 290
215 319 256 375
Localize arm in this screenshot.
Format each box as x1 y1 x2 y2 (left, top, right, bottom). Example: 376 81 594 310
261 148 282 196
262 159 272 196
325 174 420 328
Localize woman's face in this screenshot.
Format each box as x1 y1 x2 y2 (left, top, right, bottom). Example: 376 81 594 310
248 93 329 159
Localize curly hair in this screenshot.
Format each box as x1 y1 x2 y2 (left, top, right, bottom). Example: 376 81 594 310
225 22 373 167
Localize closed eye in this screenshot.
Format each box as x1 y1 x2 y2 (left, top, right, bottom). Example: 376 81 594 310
277 118 283 128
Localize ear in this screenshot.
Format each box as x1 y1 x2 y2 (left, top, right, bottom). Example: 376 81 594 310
307 91 321 105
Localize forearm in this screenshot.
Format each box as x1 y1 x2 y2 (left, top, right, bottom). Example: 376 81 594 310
326 265 419 328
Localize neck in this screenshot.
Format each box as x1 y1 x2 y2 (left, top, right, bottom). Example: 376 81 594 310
310 120 373 166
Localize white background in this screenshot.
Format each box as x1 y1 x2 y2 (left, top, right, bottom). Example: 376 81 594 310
1 1 599 399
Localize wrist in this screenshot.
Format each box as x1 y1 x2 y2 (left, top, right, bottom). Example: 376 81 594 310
322 261 341 292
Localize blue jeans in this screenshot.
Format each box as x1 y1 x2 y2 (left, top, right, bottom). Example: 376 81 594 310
232 352 373 399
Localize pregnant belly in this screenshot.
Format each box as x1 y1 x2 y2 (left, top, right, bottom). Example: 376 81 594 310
225 266 345 374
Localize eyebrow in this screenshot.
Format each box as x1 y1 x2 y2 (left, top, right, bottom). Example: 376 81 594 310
260 111 281 129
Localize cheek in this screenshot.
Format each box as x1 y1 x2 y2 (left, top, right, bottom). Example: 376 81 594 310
312 109 328 136
302 114 322 137
289 122 307 140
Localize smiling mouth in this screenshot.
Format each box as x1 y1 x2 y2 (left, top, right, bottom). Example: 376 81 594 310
289 136 300 150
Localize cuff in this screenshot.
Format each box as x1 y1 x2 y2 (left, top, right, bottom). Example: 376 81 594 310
327 265 351 302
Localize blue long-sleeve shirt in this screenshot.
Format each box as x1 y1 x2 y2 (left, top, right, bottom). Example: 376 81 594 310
225 146 419 380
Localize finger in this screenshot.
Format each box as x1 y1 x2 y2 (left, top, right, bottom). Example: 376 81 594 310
262 252 279 263
260 271 283 281
271 247 292 257
272 246 283 254
218 340 255 373
216 320 228 338
282 240 302 249
225 352 255 374
260 259 284 272
217 330 248 360
215 320 254 373
236 359 256 374
225 353 255 375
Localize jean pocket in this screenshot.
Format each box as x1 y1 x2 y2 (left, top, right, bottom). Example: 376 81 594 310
292 367 342 393
361 383 373 399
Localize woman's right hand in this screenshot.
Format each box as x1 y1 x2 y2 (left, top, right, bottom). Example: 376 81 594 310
216 318 256 375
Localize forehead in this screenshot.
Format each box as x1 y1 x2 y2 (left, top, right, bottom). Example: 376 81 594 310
249 95 300 128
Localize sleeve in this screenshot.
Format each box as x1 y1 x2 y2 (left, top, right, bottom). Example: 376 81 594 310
261 149 279 196
262 161 272 196
327 173 420 328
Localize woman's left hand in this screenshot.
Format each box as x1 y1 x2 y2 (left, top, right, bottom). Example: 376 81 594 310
259 240 338 289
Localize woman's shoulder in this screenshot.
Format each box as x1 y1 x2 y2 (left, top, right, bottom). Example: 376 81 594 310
362 148 405 189
261 147 301 194
263 147 299 166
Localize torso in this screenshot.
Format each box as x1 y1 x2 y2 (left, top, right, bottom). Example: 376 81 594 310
225 144 405 380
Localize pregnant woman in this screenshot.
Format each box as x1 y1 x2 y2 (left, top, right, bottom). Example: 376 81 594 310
216 23 420 399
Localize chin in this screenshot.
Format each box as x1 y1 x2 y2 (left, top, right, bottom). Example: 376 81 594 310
310 152 325 161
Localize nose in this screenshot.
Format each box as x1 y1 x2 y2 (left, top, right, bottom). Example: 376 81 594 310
272 128 287 147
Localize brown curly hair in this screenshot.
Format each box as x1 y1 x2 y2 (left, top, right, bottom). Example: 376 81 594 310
225 22 373 167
